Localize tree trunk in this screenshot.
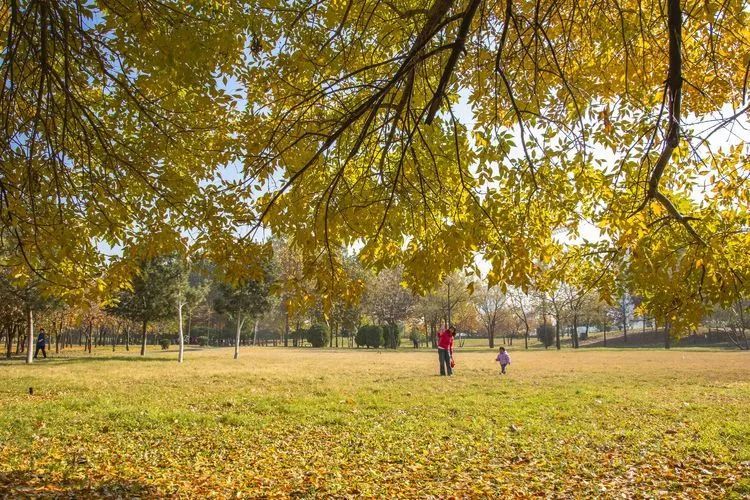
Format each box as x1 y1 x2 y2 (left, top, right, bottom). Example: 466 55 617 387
5 325 12 359
234 313 243 359
572 314 579 349
524 324 529 350
555 320 561 350
5 324 14 359
55 320 62 354
447 283 452 326
125 326 130 351
186 311 192 346
178 302 185 363
623 319 628 344
664 321 671 349
87 321 93 353
25 307 34 364
52 319 58 354
140 319 148 356
252 317 259 346
284 304 290 347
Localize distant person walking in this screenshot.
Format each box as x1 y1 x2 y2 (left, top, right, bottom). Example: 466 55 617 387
496 346 511 375
437 326 456 376
34 328 47 359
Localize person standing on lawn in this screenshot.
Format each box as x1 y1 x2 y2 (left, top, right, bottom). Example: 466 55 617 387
437 326 456 376
34 328 48 359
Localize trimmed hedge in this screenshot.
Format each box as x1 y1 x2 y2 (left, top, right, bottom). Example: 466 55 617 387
306 324 330 348
355 327 367 347
356 325 383 348
383 324 401 349
536 323 555 347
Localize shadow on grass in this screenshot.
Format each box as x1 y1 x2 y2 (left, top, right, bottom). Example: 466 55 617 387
582 329 743 350
0 353 177 365
0 471 158 498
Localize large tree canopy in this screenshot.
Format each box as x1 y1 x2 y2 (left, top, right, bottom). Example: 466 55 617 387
0 0 255 292
2 0 749 334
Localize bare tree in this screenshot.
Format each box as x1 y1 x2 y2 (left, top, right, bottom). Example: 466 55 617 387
474 284 506 348
363 267 415 348
509 290 535 350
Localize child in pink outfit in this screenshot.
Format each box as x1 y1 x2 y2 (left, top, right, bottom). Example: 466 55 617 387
495 347 511 375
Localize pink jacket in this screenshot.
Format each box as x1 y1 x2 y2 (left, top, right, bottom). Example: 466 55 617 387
437 329 454 354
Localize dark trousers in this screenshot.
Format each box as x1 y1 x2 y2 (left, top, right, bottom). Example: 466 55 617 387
500 363 507 374
438 348 452 376
34 345 46 359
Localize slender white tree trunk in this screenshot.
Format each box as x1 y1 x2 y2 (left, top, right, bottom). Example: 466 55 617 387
178 301 185 363
252 318 259 346
25 307 34 364
234 313 244 359
284 303 289 347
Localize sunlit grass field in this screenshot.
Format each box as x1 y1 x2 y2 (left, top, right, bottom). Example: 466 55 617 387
1 347 749 497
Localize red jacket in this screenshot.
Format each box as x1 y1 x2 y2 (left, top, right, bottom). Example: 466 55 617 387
437 329 454 354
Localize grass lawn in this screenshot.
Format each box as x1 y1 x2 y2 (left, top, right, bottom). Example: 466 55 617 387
1 347 749 497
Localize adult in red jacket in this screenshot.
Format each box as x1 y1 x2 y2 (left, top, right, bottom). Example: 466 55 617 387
437 326 456 376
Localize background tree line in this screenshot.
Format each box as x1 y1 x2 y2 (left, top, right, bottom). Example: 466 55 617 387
3 0 750 352
4 239 747 364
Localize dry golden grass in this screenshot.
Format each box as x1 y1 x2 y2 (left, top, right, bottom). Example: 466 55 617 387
1 347 749 497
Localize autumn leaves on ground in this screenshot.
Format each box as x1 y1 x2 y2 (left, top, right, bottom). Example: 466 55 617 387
1 349 749 498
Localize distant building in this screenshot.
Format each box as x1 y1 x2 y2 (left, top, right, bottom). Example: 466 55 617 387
575 326 598 335
629 319 652 330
